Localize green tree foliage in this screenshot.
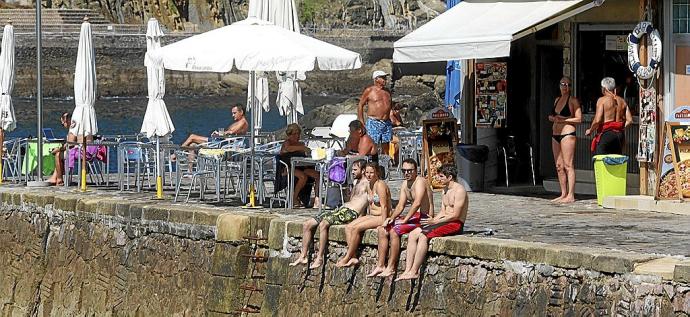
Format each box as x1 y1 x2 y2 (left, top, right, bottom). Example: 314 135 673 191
299 0 328 25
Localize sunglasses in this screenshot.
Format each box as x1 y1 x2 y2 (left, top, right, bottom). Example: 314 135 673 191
401 168 416 174
559 83 570 87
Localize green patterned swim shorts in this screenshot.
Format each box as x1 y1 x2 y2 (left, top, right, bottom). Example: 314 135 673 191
313 206 359 225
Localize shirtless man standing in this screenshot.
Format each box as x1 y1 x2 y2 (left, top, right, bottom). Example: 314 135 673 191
358 71 393 154
290 159 369 269
181 104 249 148
585 77 630 155
368 158 434 278
337 162 390 267
397 164 467 281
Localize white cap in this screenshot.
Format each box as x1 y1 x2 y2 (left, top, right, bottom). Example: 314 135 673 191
372 70 388 79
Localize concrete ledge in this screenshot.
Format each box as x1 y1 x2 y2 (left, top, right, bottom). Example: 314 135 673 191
634 257 684 280
603 195 689 215
268 217 664 276
216 213 250 242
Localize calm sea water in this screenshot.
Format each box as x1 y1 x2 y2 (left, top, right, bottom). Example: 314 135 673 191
8 94 348 144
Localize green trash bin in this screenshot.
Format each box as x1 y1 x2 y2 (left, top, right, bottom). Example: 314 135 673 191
592 155 628 206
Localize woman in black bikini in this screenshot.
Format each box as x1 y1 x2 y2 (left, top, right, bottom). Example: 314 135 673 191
548 77 582 203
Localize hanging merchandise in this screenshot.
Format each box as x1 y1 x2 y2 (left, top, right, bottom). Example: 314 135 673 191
636 87 657 162
627 21 662 80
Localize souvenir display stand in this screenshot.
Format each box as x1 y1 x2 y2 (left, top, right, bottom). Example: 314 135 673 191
656 107 690 200
422 107 460 190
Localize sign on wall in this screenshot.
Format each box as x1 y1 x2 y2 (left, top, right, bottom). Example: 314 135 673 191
637 88 657 162
475 62 507 128
423 107 459 190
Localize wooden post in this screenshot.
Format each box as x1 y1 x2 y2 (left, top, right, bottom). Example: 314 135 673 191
638 0 648 195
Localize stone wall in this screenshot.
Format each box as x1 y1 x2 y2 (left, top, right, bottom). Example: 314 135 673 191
7 31 399 98
1 187 690 316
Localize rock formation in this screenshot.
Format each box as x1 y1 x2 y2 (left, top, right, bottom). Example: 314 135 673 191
39 0 447 31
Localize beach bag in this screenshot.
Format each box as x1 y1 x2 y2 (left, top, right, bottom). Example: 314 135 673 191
328 158 347 184
325 186 343 209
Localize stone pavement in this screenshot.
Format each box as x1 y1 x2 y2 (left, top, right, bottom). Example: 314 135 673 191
9 181 690 257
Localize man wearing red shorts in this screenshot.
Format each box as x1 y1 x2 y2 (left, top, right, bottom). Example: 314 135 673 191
396 164 467 281
367 158 434 278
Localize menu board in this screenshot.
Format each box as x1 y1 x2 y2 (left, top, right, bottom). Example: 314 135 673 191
656 122 690 200
475 62 508 128
422 107 459 190
636 87 657 162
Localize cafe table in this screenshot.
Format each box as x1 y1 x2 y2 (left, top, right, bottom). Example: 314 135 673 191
288 157 327 213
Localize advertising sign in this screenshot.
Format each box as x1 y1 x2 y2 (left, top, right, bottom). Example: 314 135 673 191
422 109 459 190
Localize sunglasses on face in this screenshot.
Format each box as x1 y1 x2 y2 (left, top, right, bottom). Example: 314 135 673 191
559 83 570 87
401 168 416 174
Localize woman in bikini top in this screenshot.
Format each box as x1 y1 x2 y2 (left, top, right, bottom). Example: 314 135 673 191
548 77 582 204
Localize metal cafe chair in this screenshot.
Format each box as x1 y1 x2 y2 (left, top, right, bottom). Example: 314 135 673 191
497 136 536 187
2 138 22 182
174 150 216 203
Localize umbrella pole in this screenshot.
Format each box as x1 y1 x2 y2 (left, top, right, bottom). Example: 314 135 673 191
156 136 163 198
248 70 257 207
81 138 86 191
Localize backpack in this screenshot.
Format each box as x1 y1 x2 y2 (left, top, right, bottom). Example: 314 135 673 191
328 158 347 184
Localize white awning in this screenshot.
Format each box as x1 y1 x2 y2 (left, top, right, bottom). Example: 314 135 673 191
394 0 584 63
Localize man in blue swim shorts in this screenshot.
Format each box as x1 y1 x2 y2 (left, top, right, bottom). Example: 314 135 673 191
358 70 393 153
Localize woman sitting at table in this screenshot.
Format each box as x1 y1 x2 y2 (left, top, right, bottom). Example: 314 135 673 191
46 112 77 185
281 123 321 208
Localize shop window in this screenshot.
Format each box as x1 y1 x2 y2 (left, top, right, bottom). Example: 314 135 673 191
674 0 690 33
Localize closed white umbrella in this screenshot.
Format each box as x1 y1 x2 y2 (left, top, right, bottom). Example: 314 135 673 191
0 22 15 184
159 17 362 207
141 18 173 198
71 18 98 191
276 71 304 124
247 71 269 129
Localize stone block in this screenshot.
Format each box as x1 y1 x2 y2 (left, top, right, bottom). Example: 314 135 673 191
361 228 378 246
328 225 348 243
142 205 170 222
501 241 550 264
262 284 284 315
21 192 54 207
205 276 241 314
266 256 290 286
591 251 658 274
96 199 119 216
543 245 596 270
53 195 79 211
430 236 473 258
286 218 307 237
127 203 147 220
268 218 287 251
165 205 194 224
674 261 690 283
210 243 249 278
248 213 278 241
76 198 101 214
193 208 220 226
465 237 513 261
216 213 250 242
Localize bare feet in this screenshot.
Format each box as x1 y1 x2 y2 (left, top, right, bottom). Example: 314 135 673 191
551 196 565 203
339 258 359 268
335 257 348 267
378 268 395 278
395 271 418 281
367 266 386 278
289 256 308 267
559 196 575 203
309 257 323 269
312 199 321 209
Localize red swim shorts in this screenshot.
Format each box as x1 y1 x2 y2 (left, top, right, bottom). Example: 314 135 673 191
422 221 464 239
388 212 429 235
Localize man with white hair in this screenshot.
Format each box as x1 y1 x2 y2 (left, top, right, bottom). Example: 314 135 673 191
585 77 628 155
358 70 393 154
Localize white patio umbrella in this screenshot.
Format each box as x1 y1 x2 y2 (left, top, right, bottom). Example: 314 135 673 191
71 19 98 191
159 17 361 207
250 0 305 124
141 18 173 198
0 22 15 184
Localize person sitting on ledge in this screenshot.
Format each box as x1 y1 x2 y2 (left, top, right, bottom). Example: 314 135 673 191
180 103 248 148
396 164 467 281
336 162 390 267
289 159 368 269
368 158 434 278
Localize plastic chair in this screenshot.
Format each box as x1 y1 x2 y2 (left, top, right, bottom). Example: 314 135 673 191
497 136 536 187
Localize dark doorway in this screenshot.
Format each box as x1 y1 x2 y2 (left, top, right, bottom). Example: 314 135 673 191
537 46 564 179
